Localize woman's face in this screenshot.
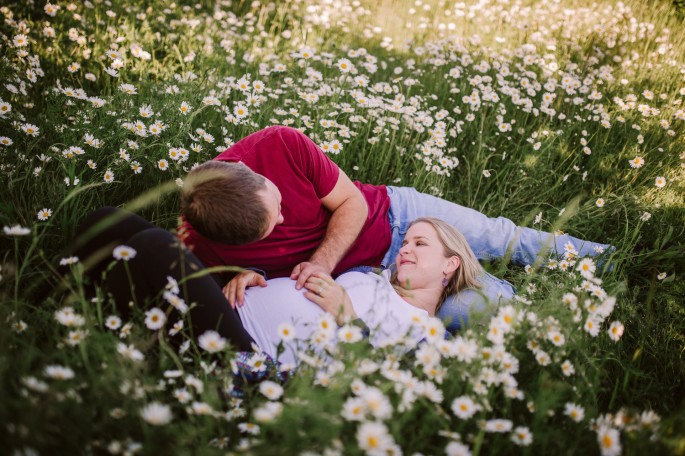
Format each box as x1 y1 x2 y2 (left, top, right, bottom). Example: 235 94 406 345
395 222 451 290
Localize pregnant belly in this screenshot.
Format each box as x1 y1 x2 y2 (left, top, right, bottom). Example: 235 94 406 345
237 277 324 363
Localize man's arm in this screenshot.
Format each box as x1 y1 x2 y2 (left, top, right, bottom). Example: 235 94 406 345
291 169 368 289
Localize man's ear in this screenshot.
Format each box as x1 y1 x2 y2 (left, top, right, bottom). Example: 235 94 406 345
444 256 461 275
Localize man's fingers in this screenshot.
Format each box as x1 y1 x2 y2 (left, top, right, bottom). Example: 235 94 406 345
294 262 330 289
237 283 245 307
312 271 334 284
290 264 301 280
223 283 236 309
296 267 314 290
294 264 310 289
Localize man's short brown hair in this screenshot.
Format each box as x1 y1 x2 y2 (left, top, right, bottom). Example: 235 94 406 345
181 161 269 245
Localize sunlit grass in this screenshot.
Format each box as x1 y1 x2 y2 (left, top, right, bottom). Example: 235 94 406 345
0 0 684 454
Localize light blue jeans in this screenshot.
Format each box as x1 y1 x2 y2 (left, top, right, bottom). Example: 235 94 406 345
381 186 613 332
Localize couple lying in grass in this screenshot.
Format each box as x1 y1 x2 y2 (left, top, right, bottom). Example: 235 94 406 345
65 126 612 366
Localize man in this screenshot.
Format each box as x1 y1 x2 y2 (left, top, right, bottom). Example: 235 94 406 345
180 126 612 331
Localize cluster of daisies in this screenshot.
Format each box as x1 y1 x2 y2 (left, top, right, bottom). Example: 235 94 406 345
11 237 656 455
0 0 680 210
1 0 680 454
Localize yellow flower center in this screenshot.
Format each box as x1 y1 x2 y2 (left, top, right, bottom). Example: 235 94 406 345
602 435 613 448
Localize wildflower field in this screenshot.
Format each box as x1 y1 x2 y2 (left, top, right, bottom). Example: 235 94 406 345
1 0 685 454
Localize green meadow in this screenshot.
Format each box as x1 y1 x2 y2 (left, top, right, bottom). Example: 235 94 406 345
1 0 684 454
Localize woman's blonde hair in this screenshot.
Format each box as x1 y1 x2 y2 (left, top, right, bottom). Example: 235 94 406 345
391 217 482 312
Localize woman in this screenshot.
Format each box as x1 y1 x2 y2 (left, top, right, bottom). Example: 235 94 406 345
60 208 485 365
236 217 483 364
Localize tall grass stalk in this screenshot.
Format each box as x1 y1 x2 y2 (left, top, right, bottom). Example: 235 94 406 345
0 0 683 454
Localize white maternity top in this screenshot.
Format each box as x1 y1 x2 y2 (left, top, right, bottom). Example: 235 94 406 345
237 271 428 365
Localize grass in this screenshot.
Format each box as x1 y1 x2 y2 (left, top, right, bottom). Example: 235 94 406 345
0 0 684 454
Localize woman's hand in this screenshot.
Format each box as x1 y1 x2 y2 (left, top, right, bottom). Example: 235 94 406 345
304 272 357 325
223 270 267 309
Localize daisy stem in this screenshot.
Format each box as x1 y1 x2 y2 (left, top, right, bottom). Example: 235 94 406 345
14 238 19 302
124 262 137 307
158 330 184 372
14 231 40 303
79 330 91 372
93 276 104 327
472 428 486 456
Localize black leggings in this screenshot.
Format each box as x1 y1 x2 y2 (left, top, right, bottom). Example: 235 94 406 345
64 207 256 351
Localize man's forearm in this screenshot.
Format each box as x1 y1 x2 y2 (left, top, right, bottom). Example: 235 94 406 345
309 195 368 272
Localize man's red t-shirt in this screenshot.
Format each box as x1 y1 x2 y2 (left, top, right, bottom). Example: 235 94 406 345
180 126 392 279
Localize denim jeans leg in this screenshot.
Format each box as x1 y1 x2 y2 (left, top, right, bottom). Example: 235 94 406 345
383 186 613 266
382 186 612 332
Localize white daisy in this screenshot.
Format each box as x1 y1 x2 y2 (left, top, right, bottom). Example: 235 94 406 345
144 308 166 330
198 330 227 353
112 245 136 261
140 402 172 426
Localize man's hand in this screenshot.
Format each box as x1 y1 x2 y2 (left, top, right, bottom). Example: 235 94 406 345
290 261 331 290
294 168 367 286
223 270 267 309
